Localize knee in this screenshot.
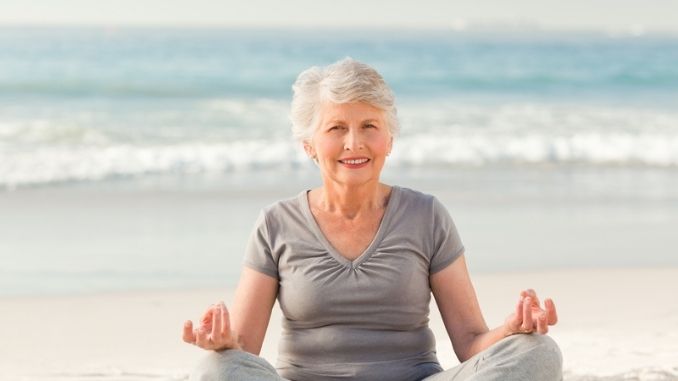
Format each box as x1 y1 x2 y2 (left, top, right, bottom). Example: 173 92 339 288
189 349 279 381
189 350 229 381
189 350 257 381
503 334 563 379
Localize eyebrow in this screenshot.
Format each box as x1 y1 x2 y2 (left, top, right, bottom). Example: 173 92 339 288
325 119 380 125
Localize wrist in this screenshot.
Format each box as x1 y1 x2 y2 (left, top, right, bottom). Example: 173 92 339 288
231 331 244 351
502 324 517 338
214 341 241 352
213 332 243 352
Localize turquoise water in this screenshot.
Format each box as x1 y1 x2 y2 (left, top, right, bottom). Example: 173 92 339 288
1 27 678 188
2 28 678 100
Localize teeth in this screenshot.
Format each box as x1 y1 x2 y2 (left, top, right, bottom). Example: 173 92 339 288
343 159 368 165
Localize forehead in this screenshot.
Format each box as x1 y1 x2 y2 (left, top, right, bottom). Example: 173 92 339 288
318 102 384 123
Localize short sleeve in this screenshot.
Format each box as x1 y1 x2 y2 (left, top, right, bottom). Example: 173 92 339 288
242 210 279 280
429 196 465 274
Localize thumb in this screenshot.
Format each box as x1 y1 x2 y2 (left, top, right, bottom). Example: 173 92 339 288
182 320 196 344
505 296 524 334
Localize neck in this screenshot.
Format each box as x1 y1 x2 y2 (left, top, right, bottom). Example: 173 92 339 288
314 180 390 219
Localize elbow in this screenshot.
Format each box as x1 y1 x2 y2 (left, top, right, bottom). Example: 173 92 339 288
453 329 489 363
455 349 474 364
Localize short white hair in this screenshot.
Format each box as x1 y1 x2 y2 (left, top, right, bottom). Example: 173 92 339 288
290 57 399 142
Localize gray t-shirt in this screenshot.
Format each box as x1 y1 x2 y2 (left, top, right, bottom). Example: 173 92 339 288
243 185 465 381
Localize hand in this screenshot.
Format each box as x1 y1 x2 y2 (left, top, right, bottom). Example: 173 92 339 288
504 289 558 336
183 301 241 351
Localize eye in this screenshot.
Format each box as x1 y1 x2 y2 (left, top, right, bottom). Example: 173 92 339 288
364 124 377 129
328 125 344 131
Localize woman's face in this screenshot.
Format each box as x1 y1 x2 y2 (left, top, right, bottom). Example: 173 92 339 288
305 101 393 188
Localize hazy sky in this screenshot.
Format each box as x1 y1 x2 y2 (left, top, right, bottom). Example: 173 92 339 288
2 0 678 33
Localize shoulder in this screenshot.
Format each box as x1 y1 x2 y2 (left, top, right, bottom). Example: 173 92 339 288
391 186 454 229
256 190 308 233
387 186 445 227
392 185 441 210
394 185 431 201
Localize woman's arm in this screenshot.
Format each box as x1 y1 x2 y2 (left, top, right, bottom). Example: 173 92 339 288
430 255 558 362
230 267 279 355
430 254 489 362
183 267 278 355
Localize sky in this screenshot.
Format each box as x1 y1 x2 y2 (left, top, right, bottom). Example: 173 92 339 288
1 0 678 33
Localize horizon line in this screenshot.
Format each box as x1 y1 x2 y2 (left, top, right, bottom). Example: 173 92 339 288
1 23 677 37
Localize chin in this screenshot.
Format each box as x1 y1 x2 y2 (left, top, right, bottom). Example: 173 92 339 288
337 175 380 187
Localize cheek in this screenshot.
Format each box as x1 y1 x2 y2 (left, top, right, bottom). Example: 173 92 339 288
368 135 392 156
315 138 342 158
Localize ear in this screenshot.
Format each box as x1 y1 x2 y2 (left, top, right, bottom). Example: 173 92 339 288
303 140 316 159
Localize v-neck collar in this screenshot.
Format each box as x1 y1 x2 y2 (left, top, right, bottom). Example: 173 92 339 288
299 185 400 269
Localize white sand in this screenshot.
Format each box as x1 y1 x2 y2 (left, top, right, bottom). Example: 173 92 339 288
1 268 677 381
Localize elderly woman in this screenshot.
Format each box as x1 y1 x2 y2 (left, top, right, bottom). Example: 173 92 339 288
183 58 562 381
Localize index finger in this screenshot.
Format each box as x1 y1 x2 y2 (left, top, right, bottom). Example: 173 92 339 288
521 289 541 307
211 305 222 339
200 304 217 326
545 298 558 325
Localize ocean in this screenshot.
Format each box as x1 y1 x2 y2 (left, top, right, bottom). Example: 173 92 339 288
1 27 677 296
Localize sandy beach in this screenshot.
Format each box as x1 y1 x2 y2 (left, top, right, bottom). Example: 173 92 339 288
1 267 677 381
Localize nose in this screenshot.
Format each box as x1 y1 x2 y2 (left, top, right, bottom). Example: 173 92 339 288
343 128 364 151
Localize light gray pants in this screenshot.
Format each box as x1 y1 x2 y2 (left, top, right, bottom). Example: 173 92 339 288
189 334 562 381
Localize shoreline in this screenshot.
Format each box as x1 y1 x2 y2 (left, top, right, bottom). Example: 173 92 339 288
2 267 677 380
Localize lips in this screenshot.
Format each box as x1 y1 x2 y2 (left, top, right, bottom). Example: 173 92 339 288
338 158 370 165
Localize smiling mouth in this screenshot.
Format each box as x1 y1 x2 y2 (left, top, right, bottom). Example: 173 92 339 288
338 158 370 165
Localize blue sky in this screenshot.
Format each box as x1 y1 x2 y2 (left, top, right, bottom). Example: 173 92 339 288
2 0 678 33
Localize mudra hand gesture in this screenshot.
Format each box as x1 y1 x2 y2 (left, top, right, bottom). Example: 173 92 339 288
504 289 558 336
183 301 241 351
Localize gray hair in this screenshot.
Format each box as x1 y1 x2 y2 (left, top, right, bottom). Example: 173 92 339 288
290 57 399 143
